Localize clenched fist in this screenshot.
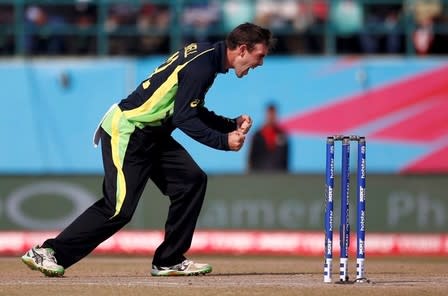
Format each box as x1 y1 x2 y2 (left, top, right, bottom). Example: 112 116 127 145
228 131 246 151
236 115 252 134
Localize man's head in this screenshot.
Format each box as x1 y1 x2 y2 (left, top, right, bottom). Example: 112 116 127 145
225 23 274 78
265 103 278 126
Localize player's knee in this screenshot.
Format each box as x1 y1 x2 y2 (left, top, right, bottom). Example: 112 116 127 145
112 209 134 224
187 167 207 188
196 169 208 186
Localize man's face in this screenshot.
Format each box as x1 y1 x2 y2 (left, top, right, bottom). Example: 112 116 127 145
233 43 268 78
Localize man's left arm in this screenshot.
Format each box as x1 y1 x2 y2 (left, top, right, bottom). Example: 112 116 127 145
198 108 252 134
197 107 236 133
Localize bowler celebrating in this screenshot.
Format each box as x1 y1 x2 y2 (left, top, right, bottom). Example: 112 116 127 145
21 23 274 277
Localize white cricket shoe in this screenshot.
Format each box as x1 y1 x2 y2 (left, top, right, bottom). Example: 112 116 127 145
21 245 65 277
151 259 212 276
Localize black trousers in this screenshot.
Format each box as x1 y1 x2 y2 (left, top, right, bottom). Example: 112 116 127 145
43 127 207 268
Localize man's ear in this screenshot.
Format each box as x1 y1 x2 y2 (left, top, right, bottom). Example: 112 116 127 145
239 44 247 57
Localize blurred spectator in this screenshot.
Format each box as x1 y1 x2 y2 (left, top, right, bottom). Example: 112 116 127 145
182 0 220 43
0 35 14 55
248 103 289 173
330 0 363 54
66 1 97 55
4 0 448 56
137 4 170 31
0 5 13 24
255 0 299 29
255 0 302 53
24 5 68 55
296 0 329 54
0 4 14 55
360 4 403 54
137 3 170 55
222 0 255 31
407 0 442 55
105 3 137 32
105 3 138 55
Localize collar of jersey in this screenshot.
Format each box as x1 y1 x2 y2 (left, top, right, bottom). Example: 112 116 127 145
214 41 229 74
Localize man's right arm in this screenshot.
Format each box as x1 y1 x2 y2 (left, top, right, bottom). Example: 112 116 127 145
172 65 242 151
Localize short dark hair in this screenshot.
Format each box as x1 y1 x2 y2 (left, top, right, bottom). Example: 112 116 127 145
266 102 277 112
226 22 275 52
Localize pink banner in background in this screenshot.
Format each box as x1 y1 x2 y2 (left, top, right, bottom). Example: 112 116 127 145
2 231 447 256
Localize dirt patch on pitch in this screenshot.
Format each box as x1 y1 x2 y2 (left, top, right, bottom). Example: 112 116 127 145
1 256 447 295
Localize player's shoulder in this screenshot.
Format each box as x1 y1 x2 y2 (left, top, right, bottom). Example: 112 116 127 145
181 42 218 74
182 42 216 62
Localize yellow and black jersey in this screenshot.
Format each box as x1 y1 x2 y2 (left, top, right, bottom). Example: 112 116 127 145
116 41 237 151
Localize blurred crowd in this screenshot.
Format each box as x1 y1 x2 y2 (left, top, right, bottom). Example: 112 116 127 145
1 0 448 56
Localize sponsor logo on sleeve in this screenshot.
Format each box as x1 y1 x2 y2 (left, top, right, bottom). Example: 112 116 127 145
190 99 201 108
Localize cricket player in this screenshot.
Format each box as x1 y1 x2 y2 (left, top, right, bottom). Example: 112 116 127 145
21 22 274 277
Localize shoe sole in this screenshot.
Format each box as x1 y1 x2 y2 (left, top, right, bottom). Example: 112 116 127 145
21 256 65 277
151 265 212 276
